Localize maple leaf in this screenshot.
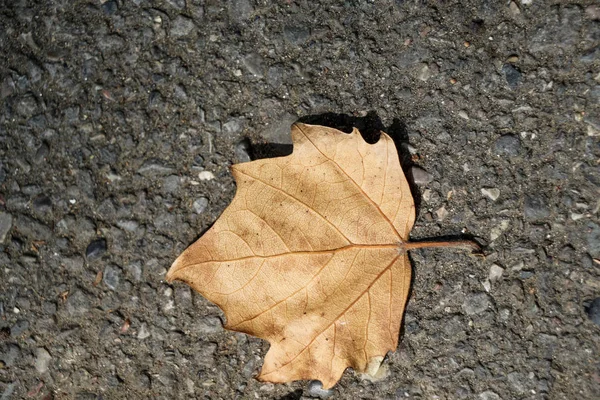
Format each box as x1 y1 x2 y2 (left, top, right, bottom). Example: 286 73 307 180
167 123 478 389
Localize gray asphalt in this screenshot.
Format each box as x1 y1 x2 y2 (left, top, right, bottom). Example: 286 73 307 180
0 1 599 399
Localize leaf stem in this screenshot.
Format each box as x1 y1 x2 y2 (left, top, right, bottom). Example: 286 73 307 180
402 240 481 253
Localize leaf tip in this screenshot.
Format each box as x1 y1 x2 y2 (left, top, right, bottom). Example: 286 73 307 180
165 257 183 283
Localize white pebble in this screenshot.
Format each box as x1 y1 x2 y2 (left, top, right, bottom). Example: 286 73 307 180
490 220 510 241
489 264 504 281
422 189 432 203
481 188 500 201
163 300 174 312
198 171 215 181
482 279 491 292
193 197 209 214
570 212 585 221
436 206 448 221
410 166 433 185
137 323 150 340
34 348 52 374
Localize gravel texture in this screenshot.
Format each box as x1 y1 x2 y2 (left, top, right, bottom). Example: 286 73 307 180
1 1 599 399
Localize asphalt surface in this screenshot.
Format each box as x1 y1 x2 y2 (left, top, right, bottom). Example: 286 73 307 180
0 1 599 399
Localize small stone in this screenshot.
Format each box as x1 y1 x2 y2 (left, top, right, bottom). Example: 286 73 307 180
33 142 49 164
520 271 534 279
242 53 264 78
101 0 118 15
482 280 491 292
173 84 187 100
32 195 52 214
195 316 223 334
509 2 520 16
479 391 500 400
75 392 100 400
585 298 600 326
494 135 521 157
261 115 296 145
62 256 84 273
170 16 195 37
196 342 217 368
569 212 585 221
161 175 180 194
103 265 121 291
417 63 432 81
193 197 209 214
586 5 600 20
222 118 245 136
1 77 15 99
422 189 432 203
585 118 600 136
43 301 57 314
1 382 16 398
0 212 13 244
137 161 175 177
86 239 107 260
148 91 164 110
435 206 448 221
117 220 139 232
0 344 21 367
10 320 29 336
228 0 254 22
15 95 38 118
585 222 600 258
306 380 334 399
15 216 51 241
135 372 151 389
507 371 527 394
524 195 550 221
410 166 433 185
125 261 142 281
65 291 91 317
490 219 510 241
34 347 52 373
502 64 522 88
137 323 150 339
166 0 185 9
283 25 310 45
489 264 504 281
361 357 389 383
458 110 469 120
481 188 500 201
462 293 491 315
154 213 176 231
163 300 174 313
198 171 215 181
235 139 252 163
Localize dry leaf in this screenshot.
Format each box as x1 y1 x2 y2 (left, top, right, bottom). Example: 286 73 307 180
167 123 478 388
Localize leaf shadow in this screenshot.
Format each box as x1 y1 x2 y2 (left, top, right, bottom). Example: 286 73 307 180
250 142 294 160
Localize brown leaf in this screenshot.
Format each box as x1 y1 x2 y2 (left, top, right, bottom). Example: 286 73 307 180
167 123 478 388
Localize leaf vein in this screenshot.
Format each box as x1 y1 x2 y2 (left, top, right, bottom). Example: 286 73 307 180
235 169 352 243
295 124 401 241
